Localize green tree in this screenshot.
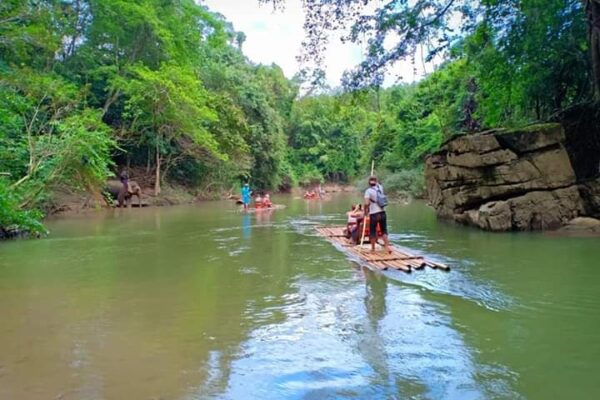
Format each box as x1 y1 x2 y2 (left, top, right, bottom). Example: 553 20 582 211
117 63 220 195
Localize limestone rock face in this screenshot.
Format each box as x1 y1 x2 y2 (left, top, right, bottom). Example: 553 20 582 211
579 178 600 218
425 124 586 231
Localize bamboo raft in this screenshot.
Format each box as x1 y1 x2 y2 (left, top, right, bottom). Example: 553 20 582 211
242 204 286 213
315 226 449 273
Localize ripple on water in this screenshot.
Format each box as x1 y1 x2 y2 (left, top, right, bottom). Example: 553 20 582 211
213 275 521 400
288 216 343 236
329 249 513 313
287 216 514 312
214 236 240 243
227 246 249 257
239 266 259 275
350 230 515 312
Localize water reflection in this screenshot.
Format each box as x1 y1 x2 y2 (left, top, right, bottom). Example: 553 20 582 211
242 213 251 240
364 268 388 326
255 209 274 226
0 195 598 399
358 269 391 396
215 266 520 399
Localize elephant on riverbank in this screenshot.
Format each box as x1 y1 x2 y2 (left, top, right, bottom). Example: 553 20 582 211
105 179 142 208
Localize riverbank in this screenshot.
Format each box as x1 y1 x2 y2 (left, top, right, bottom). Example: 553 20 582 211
1 180 354 241
47 181 359 219
0 178 420 241
47 184 201 217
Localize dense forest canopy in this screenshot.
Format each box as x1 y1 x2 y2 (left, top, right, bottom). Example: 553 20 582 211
0 0 596 234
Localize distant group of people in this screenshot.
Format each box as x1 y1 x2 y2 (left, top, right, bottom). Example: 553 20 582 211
255 193 272 208
303 184 325 199
240 183 272 210
241 175 391 253
303 190 319 199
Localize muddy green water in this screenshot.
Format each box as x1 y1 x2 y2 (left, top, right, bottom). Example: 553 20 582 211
1 194 599 400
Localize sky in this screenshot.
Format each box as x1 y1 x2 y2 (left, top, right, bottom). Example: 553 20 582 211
202 0 437 88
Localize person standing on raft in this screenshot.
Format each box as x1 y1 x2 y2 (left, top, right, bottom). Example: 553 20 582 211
364 176 391 253
241 183 252 210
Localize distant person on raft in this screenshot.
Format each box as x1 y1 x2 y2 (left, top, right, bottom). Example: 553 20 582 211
364 176 391 253
304 190 317 199
253 193 272 208
263 193 273 208
241 183 252 210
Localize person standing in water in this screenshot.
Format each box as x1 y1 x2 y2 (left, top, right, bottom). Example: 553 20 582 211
364 176 391 253
241 183 252 210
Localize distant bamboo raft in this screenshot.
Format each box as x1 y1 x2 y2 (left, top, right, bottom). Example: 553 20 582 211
315 226 449 273
242 204 286 213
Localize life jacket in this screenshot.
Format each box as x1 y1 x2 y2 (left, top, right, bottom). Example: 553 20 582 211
255 198 272 208
361 216 383 238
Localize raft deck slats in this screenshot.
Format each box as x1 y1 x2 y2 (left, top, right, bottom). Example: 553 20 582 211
315 226 449 273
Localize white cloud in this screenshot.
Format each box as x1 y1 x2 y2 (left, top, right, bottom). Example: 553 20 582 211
202 0 437 88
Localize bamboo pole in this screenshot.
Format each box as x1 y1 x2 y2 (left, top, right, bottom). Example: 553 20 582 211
359 215 368 246
388 261 411 272
360 160 374 247
427 261 450 271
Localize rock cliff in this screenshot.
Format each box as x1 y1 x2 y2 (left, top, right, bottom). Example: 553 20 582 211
425 124 598 231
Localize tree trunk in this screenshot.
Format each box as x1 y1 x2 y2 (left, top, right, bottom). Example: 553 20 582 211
154 140 161 196
146 147 151 174
102 88 121 117
587 0 600 99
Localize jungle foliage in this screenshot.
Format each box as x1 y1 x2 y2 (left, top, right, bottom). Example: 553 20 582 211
0 0 596 234
1 0 297 232
282 0 594 195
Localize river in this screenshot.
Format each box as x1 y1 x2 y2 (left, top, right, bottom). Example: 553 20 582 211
0 193 599 399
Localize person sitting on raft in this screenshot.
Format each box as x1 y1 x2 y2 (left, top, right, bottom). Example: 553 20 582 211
304 190 317 199
345 204 364 243
262 194 273 208
253 192 273 208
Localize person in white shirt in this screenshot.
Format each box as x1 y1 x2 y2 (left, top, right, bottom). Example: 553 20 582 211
345 204 364 243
